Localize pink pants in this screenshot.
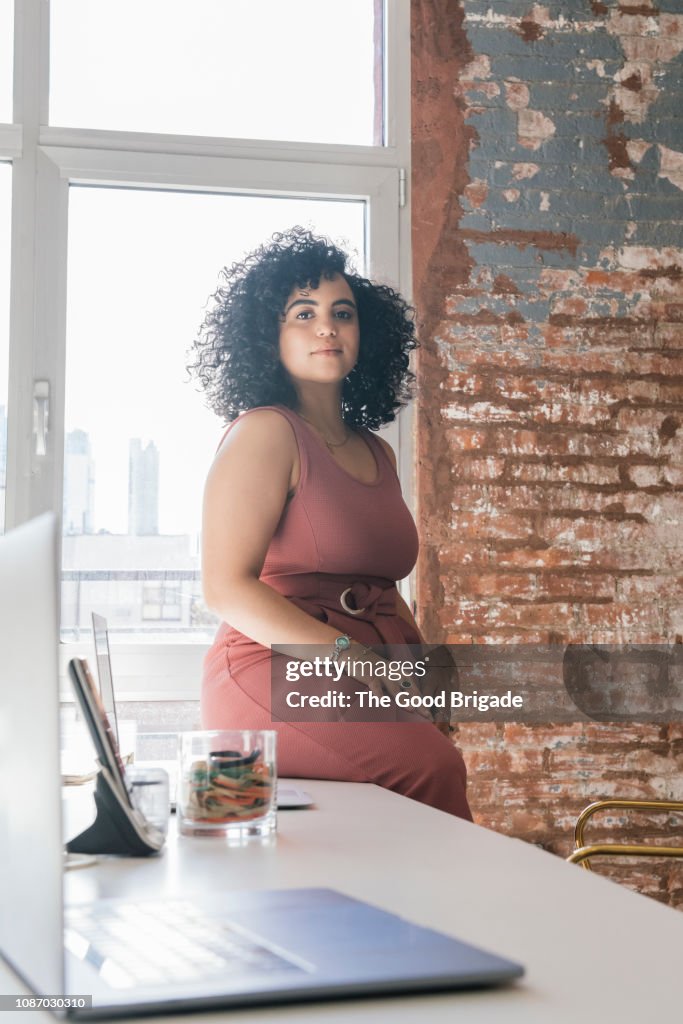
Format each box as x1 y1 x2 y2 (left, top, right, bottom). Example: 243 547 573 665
201 620 472 822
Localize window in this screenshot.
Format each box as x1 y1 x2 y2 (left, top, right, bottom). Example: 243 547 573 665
62 187 365 643
50 0 383 145
4 0 411 698
0 0 12 123
142 582 182 623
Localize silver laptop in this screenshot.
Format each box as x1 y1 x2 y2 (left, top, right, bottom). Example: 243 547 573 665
91 612 120 748
0 514 523 1019
87 613 313 811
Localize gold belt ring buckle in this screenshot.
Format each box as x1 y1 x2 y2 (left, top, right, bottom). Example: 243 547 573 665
340 586 366 616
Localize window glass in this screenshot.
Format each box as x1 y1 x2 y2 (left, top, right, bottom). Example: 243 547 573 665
0 0 12 123
50 0 383 145
61 186 365 642
0 164 11 533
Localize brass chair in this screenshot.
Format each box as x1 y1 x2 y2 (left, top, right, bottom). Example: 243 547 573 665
568 799 683 870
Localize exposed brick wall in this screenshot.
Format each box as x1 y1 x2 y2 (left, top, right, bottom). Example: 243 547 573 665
412 0 683 906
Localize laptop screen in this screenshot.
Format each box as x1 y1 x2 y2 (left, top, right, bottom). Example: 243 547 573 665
0 514 65 999
91 612 119 748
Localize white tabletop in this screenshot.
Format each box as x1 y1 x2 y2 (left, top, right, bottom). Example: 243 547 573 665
3 779 683 1022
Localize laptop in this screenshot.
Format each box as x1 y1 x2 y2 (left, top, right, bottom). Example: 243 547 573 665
0 514 523 1019
89 612 314 810
91 612 120 749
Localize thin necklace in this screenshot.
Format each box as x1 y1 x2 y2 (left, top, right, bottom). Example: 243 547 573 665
298 413 351 453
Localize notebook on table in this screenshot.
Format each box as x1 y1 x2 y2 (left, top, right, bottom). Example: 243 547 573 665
0 514 524 1019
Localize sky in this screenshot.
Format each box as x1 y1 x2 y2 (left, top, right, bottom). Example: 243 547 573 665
1 1 377 536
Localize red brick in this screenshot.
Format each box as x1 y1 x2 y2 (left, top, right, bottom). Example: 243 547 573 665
489 428 652 459
467 630 554 643
489 428 542 454
662 465 683 485
661 13 683 39
450 508 536 538
628 464 664 487
616 574 683 600
535 574 616 601
459 483 640 516
654 382 682 405
412 0 683 907
446 426 490 451
540 515 654 552
545 322 662 351
445 372 489 396
654 322 683 348
445 486 485 511
481 547 597 570
663 605 683 636
440 599 578 632
456 457 506 481
507 462 623 485
579 602 664 635
463 180 489 208
431 542 491 567
448 572 537 598
528 350 683 376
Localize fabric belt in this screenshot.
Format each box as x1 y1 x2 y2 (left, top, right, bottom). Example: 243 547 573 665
262 572 398 626
219 572 418 654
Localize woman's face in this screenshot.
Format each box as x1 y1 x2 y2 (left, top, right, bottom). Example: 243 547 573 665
278 274 360 388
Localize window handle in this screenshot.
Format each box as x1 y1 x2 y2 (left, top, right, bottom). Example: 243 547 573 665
33 380 50 456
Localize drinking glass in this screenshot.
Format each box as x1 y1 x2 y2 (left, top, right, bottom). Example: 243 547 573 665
178 730 276 840
127 765 170 837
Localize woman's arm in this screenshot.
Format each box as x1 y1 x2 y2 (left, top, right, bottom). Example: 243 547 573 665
202 410 345 648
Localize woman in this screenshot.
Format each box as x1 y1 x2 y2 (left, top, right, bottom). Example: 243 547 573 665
188 227 471 819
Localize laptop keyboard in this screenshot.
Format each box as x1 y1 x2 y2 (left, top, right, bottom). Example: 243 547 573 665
65 900 305 989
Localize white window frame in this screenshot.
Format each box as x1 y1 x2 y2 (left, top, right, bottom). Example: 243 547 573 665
3 0 413 699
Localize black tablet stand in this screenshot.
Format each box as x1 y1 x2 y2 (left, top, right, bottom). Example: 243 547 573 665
66 765 165 857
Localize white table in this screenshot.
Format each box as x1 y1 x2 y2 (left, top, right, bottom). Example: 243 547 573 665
3 779 682 1022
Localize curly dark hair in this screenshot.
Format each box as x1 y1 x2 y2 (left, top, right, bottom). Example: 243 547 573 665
187 227 418 430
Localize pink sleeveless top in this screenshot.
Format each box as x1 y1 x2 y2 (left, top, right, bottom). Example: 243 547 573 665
211 405 421 649
220 405 419 585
